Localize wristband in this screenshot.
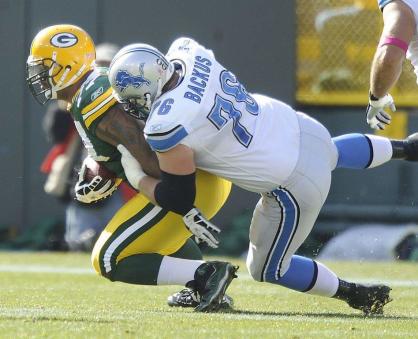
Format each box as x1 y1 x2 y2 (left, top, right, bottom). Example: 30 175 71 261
380 36 408 53
369 92 380 101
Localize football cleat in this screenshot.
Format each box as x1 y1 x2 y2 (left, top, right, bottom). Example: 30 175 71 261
391 133 418 161
167 288 234 309
404 133 418 161
192 261 238 312
344 283 392 315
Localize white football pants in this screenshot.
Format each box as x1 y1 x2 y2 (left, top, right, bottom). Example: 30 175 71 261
246 112 338 281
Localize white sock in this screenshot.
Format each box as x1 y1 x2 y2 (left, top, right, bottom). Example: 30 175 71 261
306 261 339 297
156 256 204 286
366 134 393 168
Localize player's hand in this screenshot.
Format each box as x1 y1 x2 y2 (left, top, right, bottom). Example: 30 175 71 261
75 157 118 203
366 93 396 130
183 208 220 248
117 144 146 190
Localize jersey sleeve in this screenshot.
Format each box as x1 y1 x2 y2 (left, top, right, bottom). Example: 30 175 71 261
81 87 117 132
144 124 189 152
73 73 118 135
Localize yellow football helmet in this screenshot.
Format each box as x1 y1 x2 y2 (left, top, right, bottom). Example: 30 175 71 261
26 24 96 105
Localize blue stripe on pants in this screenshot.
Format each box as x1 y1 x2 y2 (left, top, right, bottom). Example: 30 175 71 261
263 188 300 282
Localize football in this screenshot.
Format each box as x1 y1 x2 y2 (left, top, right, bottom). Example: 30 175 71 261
83 157 117 183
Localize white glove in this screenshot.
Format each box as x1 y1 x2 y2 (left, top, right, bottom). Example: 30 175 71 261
366 93 396 130
75 158 119 203
183 208 221 248
117 144 146 190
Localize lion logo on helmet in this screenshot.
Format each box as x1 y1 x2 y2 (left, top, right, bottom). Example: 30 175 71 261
115 63 150 93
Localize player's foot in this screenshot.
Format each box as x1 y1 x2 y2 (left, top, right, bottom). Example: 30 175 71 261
346 284 392 315
192 261 238 312
167 288 234 309
391 133 418 161
335 280 392 315
404 133 418 161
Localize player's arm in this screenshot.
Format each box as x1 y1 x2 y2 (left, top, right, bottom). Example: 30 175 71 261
366 1 416 129
137 144 195 207
117 143 220 248
95 104 161 179
370 1 416 98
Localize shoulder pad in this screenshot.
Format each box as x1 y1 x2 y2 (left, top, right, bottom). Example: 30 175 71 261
167 37 199 56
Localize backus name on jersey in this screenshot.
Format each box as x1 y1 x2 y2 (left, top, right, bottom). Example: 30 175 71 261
184 55 212 104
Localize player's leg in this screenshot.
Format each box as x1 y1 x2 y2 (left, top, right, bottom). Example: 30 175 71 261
246 112 391 314
332 132 418 170
91 198 237 312
246 112 337 290
165 170 235 309
246 169 391 315
246 179 340 296
91 172 236 311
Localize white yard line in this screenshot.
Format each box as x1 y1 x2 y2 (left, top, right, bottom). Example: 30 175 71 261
0 264 417 287
0 264 93 274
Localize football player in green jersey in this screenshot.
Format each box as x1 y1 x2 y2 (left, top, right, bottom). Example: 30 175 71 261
26 24 237 312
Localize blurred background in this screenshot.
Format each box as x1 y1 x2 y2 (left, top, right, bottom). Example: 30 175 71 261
0 0 417 260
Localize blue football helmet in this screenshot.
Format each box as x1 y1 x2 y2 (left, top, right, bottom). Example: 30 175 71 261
108 43 174 120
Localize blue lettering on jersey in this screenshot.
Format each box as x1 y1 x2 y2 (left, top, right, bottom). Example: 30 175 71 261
221 71 259 114
184 55 212 103
158 98 174 115
208 95 253 147
207 69 259 148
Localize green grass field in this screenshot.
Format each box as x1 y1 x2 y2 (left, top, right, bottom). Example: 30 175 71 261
0 252 417 338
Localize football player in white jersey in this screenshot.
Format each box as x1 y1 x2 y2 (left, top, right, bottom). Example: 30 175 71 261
108 38 418 314
366 0 418 130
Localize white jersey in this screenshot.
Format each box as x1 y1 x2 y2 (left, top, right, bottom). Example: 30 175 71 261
379 0 418 82
144 38 300 193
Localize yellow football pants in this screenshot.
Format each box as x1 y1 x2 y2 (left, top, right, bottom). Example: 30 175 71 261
91 170 231 277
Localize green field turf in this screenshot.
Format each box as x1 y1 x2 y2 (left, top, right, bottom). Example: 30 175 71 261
0 252 417 338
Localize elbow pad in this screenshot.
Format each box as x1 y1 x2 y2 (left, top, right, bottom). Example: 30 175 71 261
154 171 196 215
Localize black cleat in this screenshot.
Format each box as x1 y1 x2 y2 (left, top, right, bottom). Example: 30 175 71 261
345 284 392 315
167 288 234 309
392 133 418 161
193 261 238 312
404 133 418 161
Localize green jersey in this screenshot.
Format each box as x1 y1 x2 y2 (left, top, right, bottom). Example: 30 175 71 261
69 67 125 178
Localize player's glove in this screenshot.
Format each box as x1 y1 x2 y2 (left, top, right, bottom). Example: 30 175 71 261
117 144 146 190
75 157 119 203
183 208 221 248
366 93 396 130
